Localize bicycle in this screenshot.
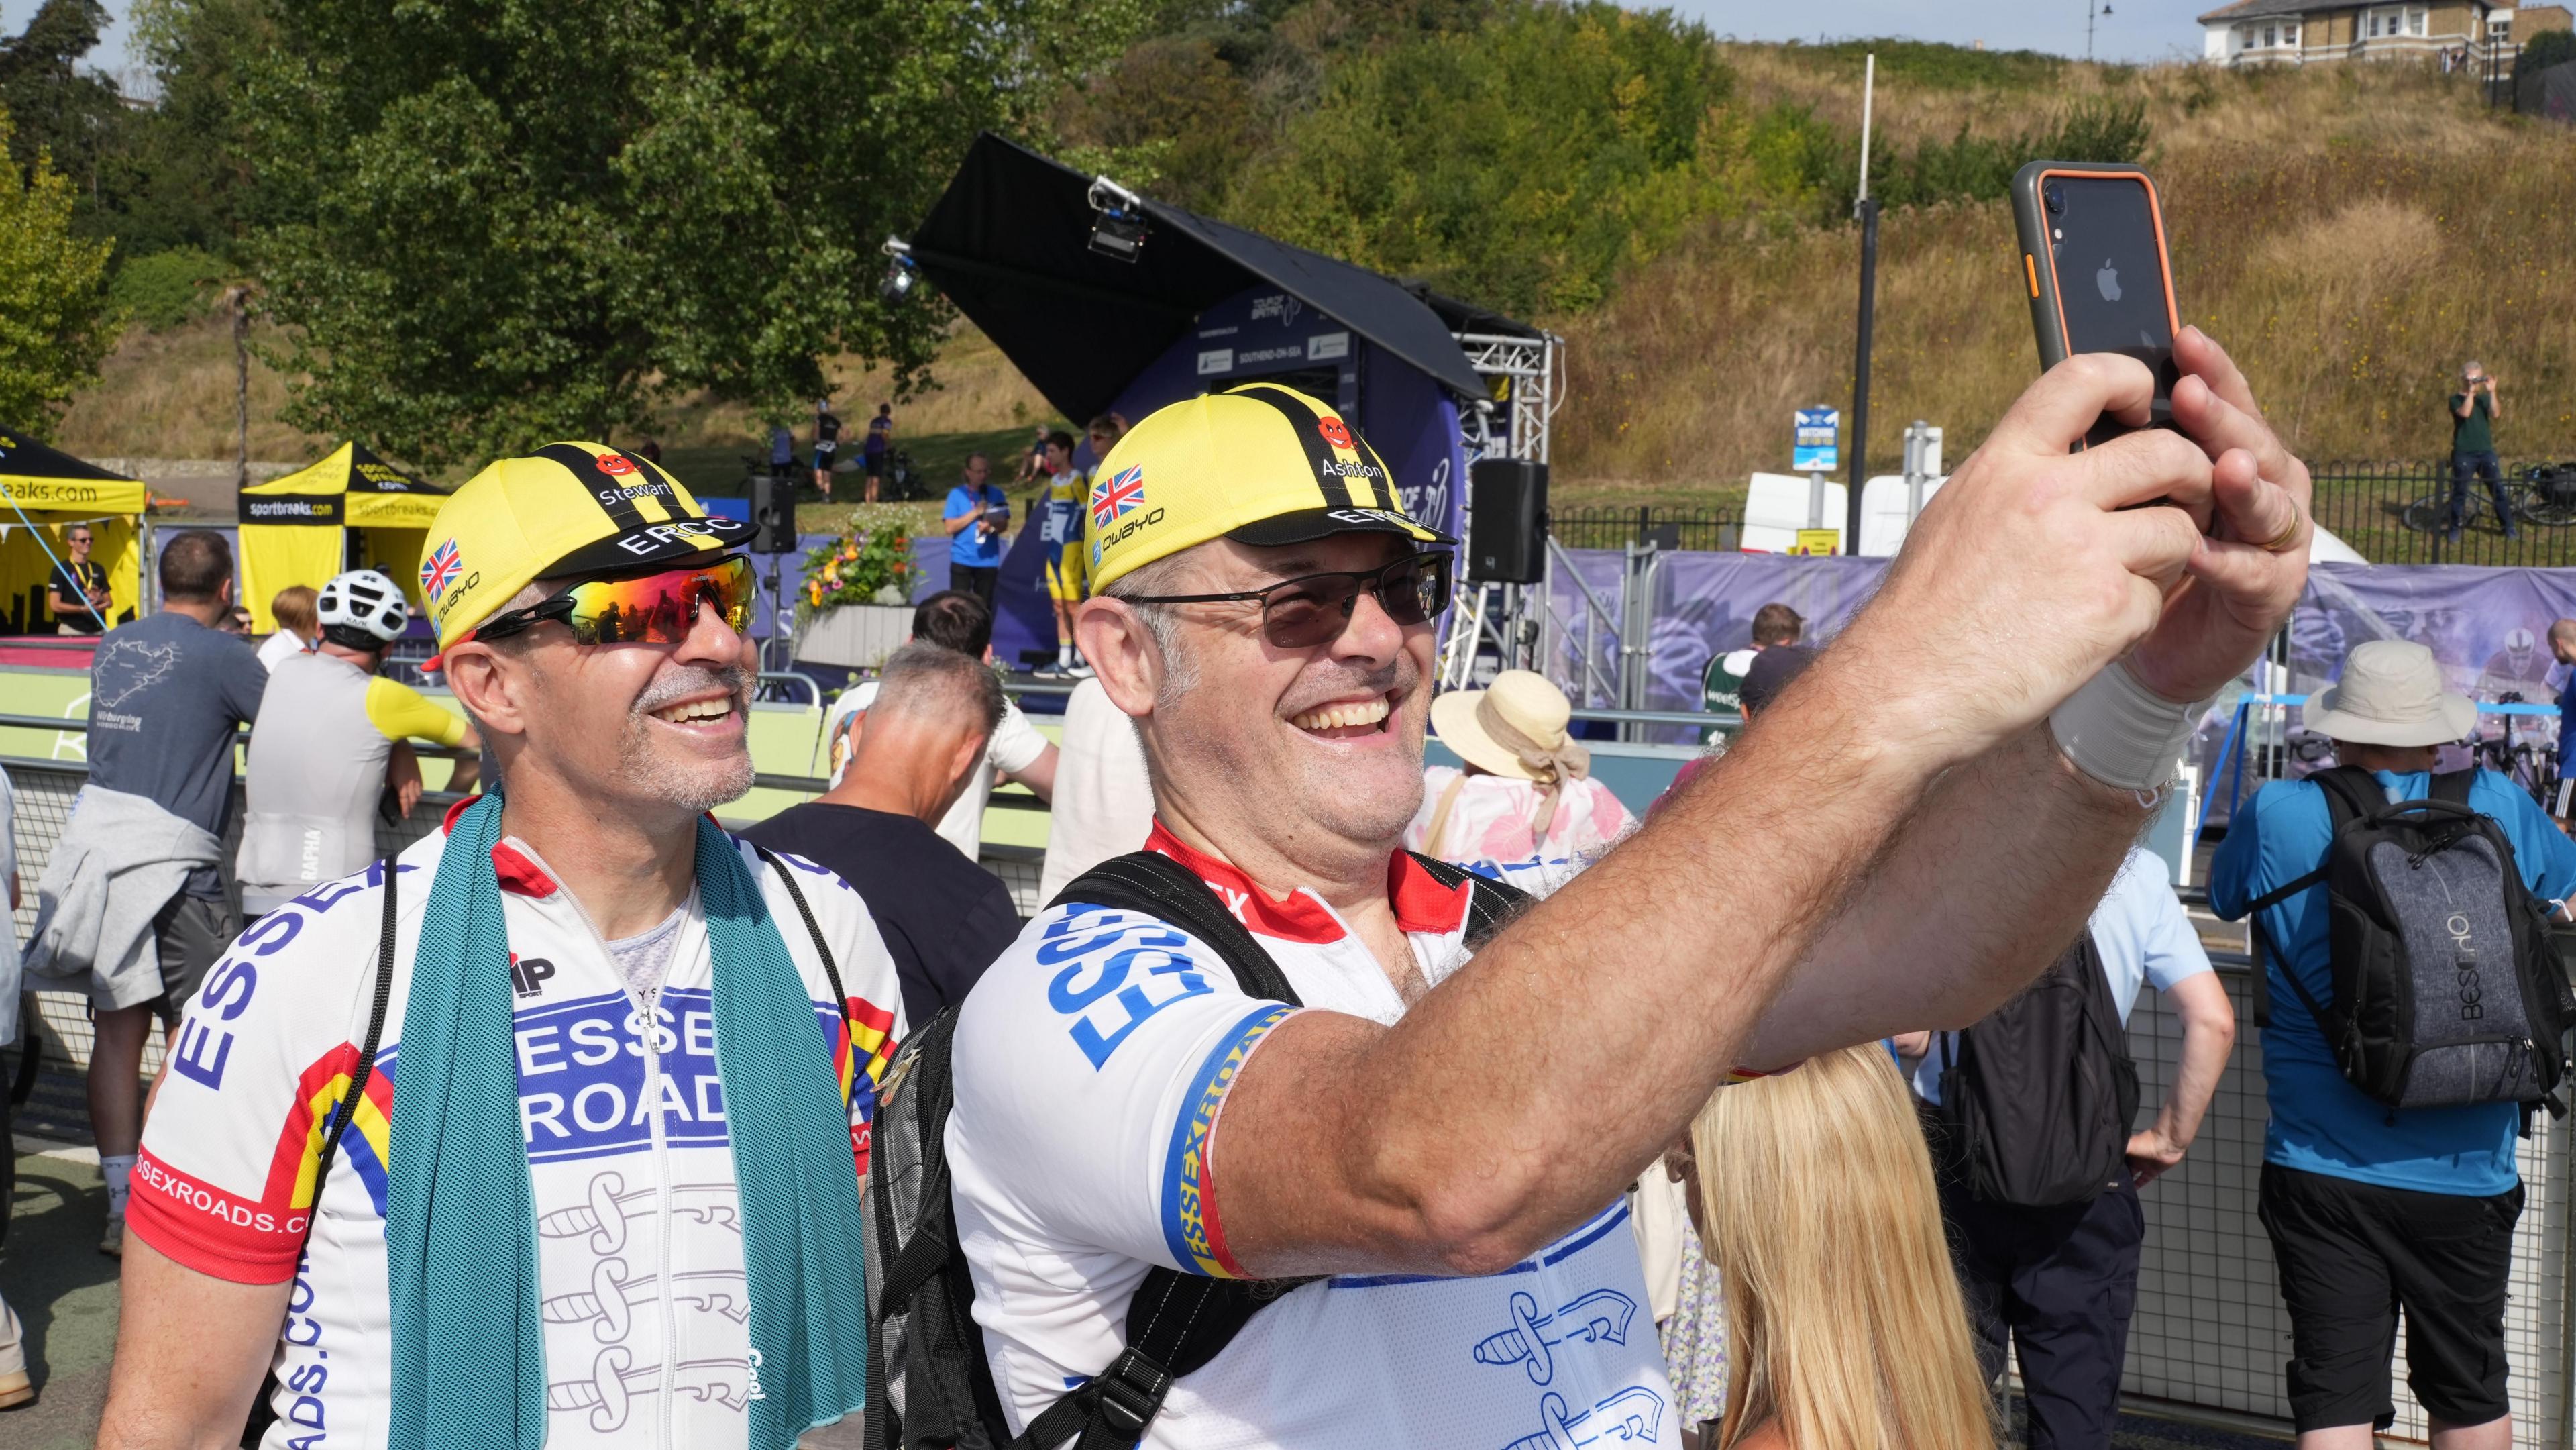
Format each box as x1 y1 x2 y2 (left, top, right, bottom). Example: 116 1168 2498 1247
2400 477 2543 535
2516 462 2576 527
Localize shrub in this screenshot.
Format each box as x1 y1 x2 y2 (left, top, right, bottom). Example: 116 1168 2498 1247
108 247 229 332
2519 28 2576 75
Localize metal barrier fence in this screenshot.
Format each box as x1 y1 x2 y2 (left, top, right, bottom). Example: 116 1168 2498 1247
2124 961 2575 1445
1545 461 2576 568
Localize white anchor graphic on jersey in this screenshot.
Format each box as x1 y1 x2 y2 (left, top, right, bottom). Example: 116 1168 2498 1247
540 1257 749 1342
1471 1288 1640 1386
535 1169 741 1253
546 1346 749 1433
1498 1387 1665 1450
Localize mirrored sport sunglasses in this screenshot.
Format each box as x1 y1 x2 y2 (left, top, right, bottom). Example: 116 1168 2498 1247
470 556 756 648
1119 550 1452 650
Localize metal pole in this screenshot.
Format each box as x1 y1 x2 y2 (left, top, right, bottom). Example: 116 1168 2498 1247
231 287 250 497
1845 55 1878 554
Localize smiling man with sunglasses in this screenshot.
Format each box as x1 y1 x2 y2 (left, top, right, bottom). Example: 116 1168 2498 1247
103 444 907 1450
945 356 2312 1447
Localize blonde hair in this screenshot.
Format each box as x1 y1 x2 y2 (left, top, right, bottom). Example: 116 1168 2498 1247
271 584 320 640
1692 1045 1993 1450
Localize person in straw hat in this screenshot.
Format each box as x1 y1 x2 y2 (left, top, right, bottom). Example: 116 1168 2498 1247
1409 669 1638 896
2212 639 2576 1447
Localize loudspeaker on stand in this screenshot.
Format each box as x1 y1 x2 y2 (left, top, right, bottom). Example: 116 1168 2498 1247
750 472 797 554
1467 459 1548 584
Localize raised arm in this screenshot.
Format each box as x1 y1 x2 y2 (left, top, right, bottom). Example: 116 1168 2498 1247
1205 340 2308 1280
98 1238 290 1449
1746 327 2312 1060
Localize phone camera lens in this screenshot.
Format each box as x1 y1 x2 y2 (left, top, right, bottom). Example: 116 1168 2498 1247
2043 183 2065 215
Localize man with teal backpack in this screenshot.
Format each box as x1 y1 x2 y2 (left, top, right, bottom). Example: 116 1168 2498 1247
100 444 908 1450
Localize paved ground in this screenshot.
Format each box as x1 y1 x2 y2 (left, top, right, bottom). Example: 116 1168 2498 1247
6 1141 117 1447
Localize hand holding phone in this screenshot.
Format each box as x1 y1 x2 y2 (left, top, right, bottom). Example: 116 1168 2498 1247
2012 161 2182 450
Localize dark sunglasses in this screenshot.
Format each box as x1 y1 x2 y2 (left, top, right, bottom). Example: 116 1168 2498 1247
472 556 755 648
1119 550 1452 650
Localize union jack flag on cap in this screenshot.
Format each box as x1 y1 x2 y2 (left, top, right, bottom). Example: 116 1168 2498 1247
1090 466 1146 529
419 539 463 602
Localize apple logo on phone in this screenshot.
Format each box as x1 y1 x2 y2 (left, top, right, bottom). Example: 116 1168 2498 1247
2096 260 2123 303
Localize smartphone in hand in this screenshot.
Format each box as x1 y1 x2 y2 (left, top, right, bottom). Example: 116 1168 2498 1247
2012 160 2181 448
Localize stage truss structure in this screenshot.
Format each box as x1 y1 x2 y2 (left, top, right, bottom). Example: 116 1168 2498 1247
1439 330 1564 691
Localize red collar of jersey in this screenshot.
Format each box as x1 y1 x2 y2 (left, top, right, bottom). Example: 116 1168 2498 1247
1142 821 1470 943
439 795 562 897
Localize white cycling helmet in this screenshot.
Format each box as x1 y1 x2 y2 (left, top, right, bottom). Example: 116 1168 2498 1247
317 568 411 645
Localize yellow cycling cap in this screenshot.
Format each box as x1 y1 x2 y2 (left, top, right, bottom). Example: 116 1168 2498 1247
418 442 747 650
1085 383 1453 595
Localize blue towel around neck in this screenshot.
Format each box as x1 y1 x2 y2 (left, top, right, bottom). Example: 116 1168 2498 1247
386 794 868 1450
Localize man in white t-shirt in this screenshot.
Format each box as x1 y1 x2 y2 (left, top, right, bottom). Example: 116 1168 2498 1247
826 590 1055 860
947 343 2314 1447
1038 675 1155 900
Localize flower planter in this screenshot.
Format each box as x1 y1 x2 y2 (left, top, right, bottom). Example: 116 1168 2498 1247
795 603 911 669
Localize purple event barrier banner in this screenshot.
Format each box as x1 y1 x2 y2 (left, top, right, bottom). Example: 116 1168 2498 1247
1548 550 2576 817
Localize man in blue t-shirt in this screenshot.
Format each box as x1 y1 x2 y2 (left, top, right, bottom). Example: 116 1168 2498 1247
2213 640 2576 1447
942 451 1008 609
2551 619 2576 771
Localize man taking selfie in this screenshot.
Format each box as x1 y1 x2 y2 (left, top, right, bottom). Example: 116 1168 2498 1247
947 329 2312 1447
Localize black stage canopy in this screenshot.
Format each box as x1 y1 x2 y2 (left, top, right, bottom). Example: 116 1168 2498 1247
908 133 1510 423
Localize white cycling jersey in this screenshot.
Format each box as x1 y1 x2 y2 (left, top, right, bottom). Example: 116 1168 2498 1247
948 823 1670 1449
132 803 906 1450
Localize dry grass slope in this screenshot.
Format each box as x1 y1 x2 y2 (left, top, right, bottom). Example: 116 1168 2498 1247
1553 58 2576 505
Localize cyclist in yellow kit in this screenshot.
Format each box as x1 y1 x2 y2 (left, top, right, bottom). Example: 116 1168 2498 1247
1036 429 1087 674
236 570 480 917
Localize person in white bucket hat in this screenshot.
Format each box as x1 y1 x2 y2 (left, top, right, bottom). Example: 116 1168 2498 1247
2213 637 2576 1445
1409 670 1638 897
2300 639 2479 746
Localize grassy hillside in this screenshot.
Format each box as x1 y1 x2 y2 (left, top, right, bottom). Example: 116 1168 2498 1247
42 43 2576 529
1556 54 2576 503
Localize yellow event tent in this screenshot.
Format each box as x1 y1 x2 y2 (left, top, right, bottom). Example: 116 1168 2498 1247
238 442 452 632
0 429 148 635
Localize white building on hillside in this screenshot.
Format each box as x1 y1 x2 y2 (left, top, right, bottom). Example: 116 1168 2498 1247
2198 0 2567 66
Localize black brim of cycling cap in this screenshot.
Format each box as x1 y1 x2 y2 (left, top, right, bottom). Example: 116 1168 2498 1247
1228 506 1458 550
419 440 749 658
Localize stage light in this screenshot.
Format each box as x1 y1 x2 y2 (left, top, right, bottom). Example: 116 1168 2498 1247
879 237 917 304
1087 176 1149 263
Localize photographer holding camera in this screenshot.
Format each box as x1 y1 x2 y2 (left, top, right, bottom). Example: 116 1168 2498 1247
2449 362 2514 543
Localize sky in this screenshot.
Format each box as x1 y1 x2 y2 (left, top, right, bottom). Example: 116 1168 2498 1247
7 0 2222 84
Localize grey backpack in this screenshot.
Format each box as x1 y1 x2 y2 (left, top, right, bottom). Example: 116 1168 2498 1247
2250 766 2574 1113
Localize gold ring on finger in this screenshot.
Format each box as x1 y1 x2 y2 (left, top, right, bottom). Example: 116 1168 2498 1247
2257 509 2305 554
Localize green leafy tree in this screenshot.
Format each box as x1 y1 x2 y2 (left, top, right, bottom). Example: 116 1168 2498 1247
0 104 117 427
246 0 1139 470
1220 0 1741 317
0 0 125 211
93 0 281 258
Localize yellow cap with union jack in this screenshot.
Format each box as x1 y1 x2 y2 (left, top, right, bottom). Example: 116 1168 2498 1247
1083 383 1452 595
417 442 746 651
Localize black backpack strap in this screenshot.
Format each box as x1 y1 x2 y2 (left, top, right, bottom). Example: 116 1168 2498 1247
2309 764 2385 830
752 844 854 1036
1053 852 1303 1006
243 856 398 1449
2431 768 2478 809
1401 851 1535 949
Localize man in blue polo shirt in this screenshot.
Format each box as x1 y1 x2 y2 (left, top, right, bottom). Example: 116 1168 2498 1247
2551 619 2576 772
2213 639 2576 1450
943 451 1008 609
